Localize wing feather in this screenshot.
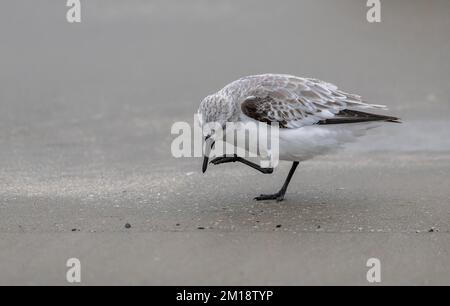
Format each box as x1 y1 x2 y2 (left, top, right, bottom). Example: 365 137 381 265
240 75 389 128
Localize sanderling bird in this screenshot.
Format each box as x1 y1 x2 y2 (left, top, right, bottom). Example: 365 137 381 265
198 74 400 201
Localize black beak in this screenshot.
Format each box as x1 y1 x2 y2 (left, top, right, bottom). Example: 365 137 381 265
202 155 209 173
202 137 214 173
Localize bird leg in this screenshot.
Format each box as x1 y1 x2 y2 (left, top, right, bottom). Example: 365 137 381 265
210 155 274 174
254 161 299 202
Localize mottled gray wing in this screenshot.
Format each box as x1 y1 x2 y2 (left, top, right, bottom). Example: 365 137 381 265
240 77 387 128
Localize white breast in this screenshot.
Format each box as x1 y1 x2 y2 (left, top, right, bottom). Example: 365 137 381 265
215 116 381 165
278 123 380 161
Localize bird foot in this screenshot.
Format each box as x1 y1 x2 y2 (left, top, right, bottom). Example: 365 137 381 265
210 156 238 165
254 192 285 202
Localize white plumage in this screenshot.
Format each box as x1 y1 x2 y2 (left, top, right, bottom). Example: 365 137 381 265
199 74 397 162
198 74 399 201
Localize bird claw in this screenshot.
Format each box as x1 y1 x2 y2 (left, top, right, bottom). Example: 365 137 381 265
254 193 285 202
210 156 238 165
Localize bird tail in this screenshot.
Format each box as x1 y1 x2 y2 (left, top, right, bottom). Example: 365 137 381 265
318 109 401 125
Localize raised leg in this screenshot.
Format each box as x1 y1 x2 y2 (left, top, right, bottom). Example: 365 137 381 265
254 161 299 202
210 155 273 174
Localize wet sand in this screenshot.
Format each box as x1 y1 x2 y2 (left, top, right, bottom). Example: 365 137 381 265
1 152 450 285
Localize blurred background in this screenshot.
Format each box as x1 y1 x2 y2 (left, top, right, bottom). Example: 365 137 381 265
1 0 450 285
1 0 449 177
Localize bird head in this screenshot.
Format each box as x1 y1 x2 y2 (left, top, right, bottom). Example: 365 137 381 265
198 94 232 173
